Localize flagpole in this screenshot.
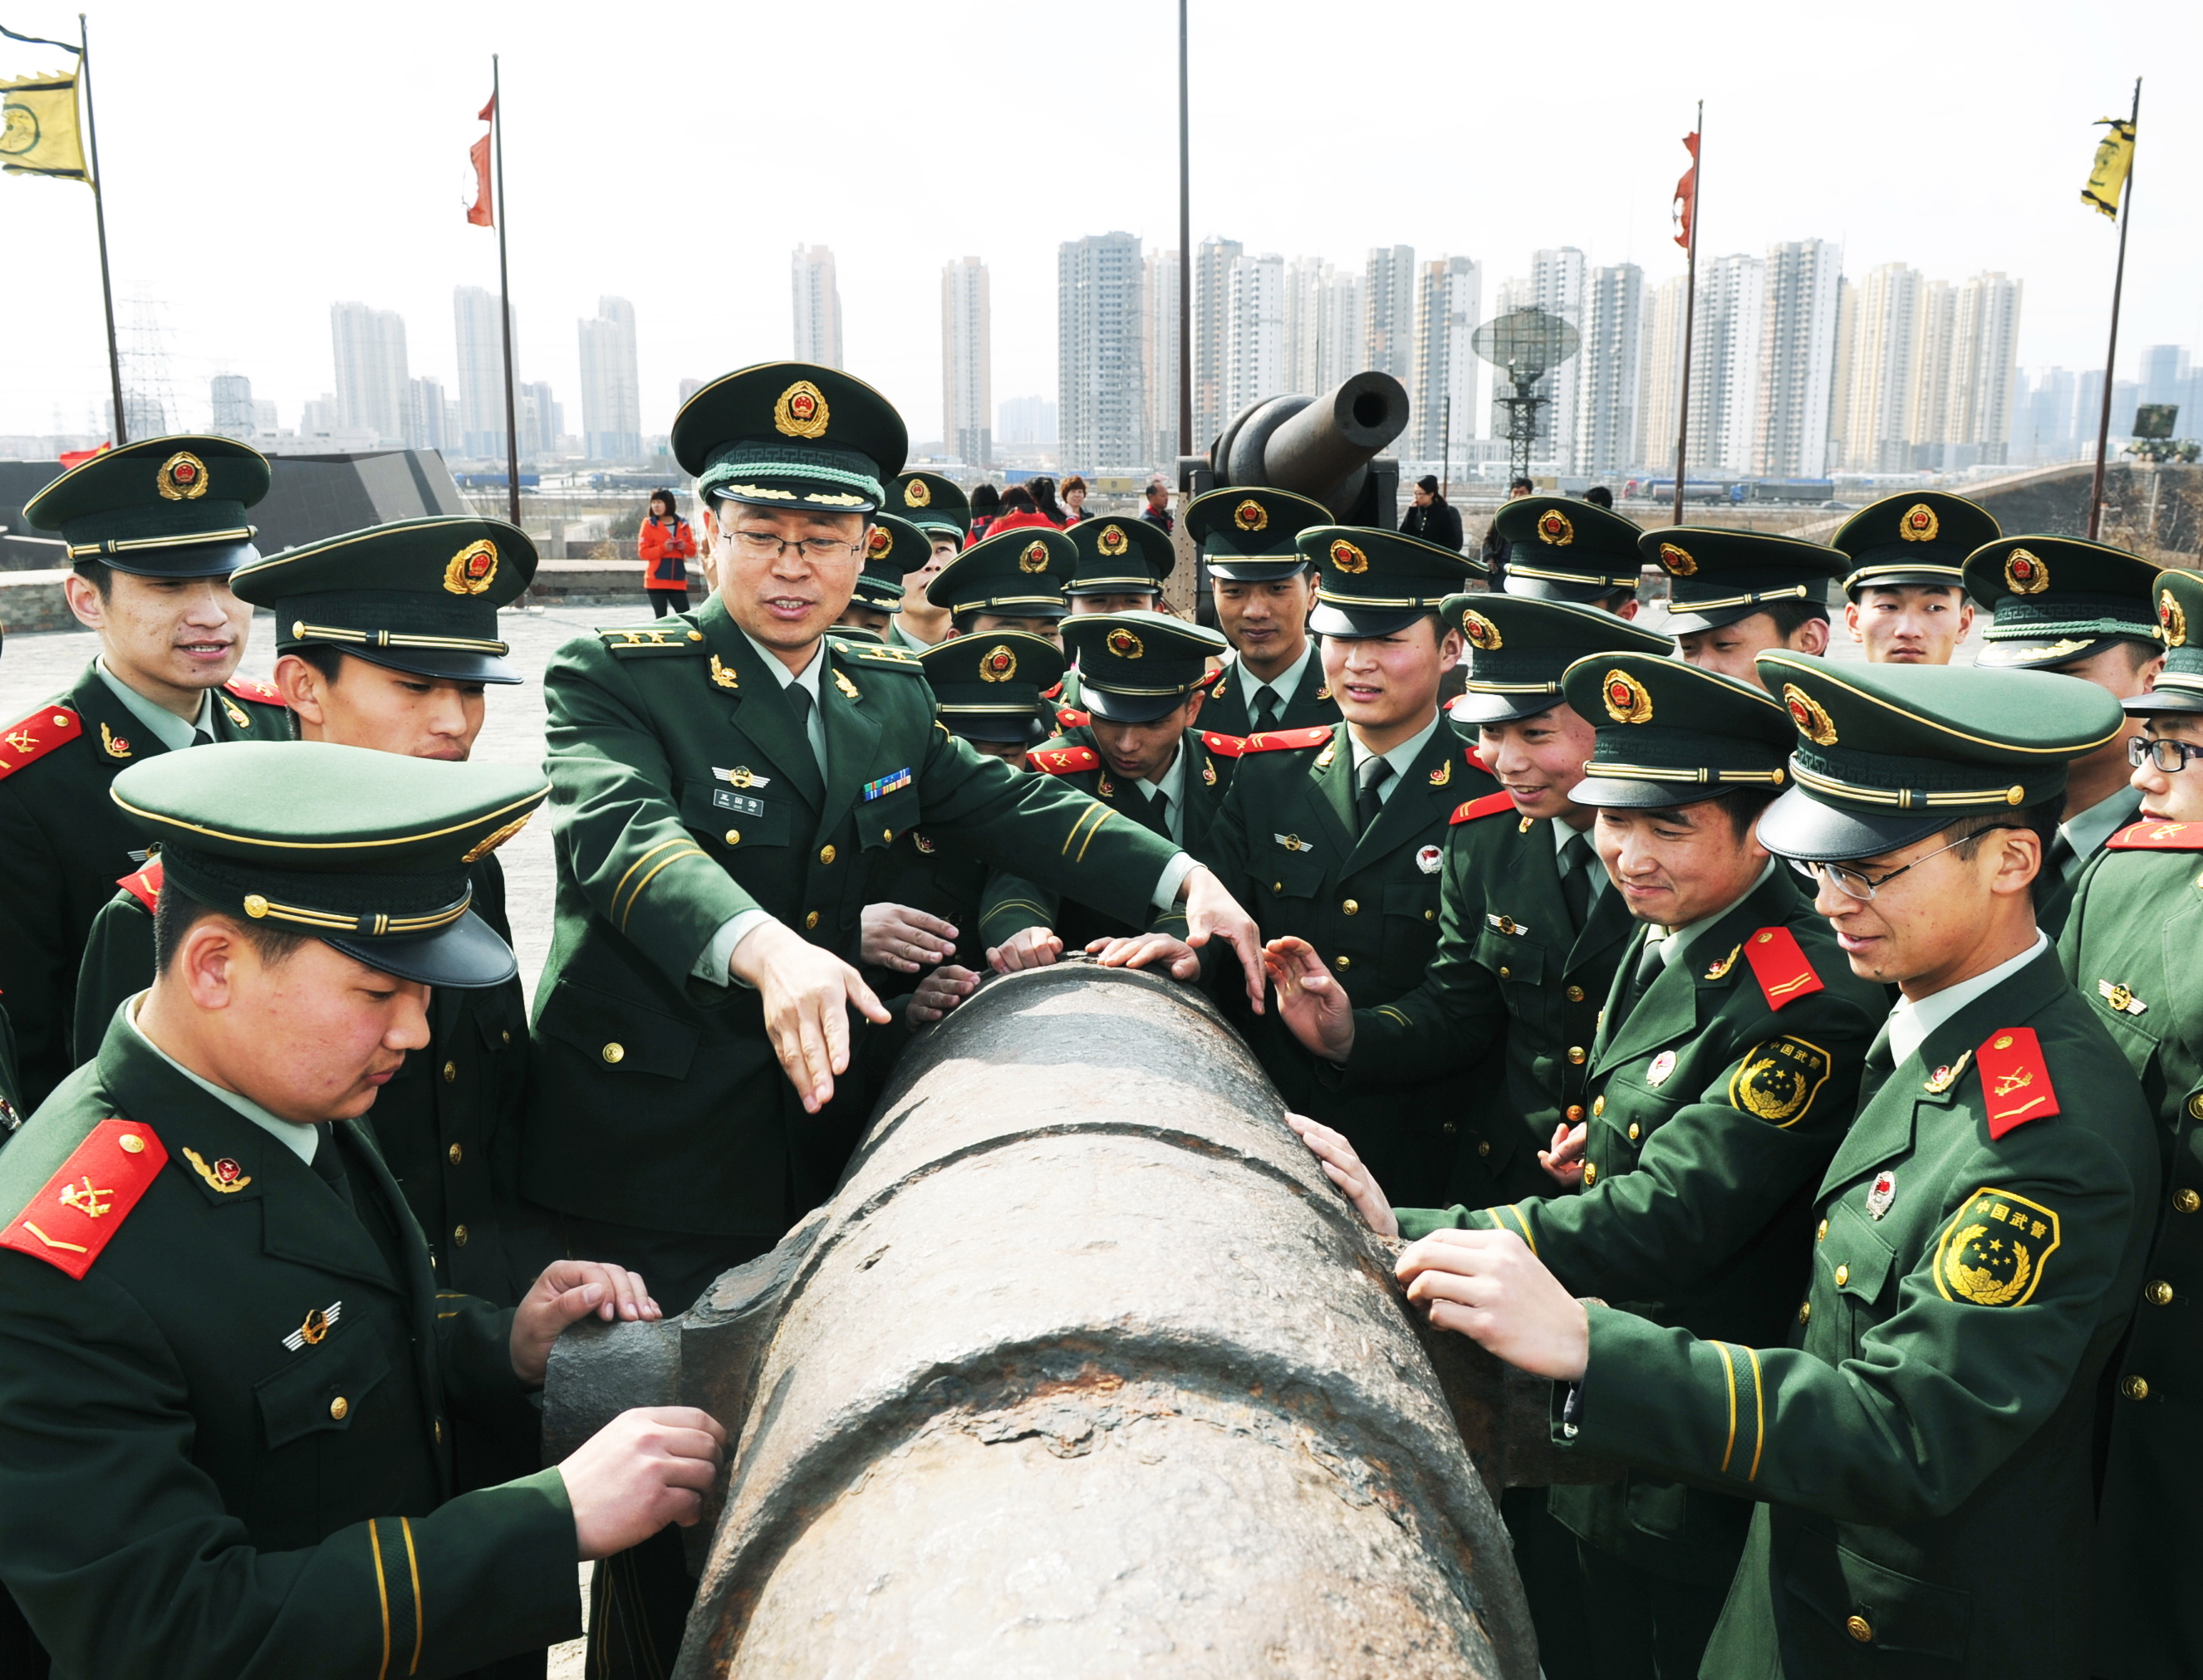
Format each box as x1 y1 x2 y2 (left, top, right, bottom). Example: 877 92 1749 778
1671 100 1701 527
491 53 520 525
77 12 125 447
2087 77 2141 543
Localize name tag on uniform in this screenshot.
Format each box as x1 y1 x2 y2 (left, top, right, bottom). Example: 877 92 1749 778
862 767 913 801
711 789 766 817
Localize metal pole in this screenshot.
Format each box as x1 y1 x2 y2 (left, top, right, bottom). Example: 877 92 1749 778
1440 394 1451 499
2088 78 2141 543
78 13 126 446
1175 0 1191 461
493 54 520 526
1671 100 1701 527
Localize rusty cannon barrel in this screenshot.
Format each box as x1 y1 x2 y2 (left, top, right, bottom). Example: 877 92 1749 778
548 962 1577 1678
1209 369 1410 522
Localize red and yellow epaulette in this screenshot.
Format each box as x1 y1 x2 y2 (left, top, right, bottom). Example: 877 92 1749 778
1030 744 1100 775
0 1119 169 1279
1041 678 1065 702
0 705 81 779
1200 730 1246 758
1740 926 1824 1011
1976 1026 2058 1137
1466 747 1491 775
2108 819 2203 852
1055 707 1092 729
223 676 283 706
1450 791 1517 825
116 856 164 913
1239 725 1333 754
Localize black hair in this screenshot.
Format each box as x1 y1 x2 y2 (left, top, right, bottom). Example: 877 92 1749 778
1509 477 1535 493
1585 486 1613 509
1001 485 1038 513
1028 478 1066 522
153 878 312 974
1416 474 1440 494
648 488 678 516
75 560 115 600
1946 801 2062 910
1763 597 1831 635
1706 785 1781 841
971 483 1003 513
294 644 346 684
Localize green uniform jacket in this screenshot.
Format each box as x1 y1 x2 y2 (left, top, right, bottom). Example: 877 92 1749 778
2058 836 2203 1678
1198 723 1499 1207
2035 785 2141 941
0 1007 22 1138
526 598 1181 1237
976 727 1234 952
855 825 991 1000
1348 801 1640 1207
0 1016 578 1679
0 664 287 1109
1195 652 1339 738
1563 948 2156 1677
68 857 535 1301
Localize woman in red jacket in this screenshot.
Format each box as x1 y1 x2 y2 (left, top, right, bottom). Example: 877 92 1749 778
638 488 698 615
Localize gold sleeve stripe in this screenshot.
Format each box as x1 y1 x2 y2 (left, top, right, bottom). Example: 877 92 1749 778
1500 1202 1538 1255
611 835 700 921
1745 1347 1768 1482
1375 1006 1411 1026
370 1518 393 1679
1710 1340 1740 1475
617 846 709 934
402 1516 424 1674
989 899 1053 923
1061 803 1108 860
1074 806 1115 863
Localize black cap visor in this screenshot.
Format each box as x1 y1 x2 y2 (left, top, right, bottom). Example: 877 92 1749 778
1665 599 1828 636
1505 572 1636 607
2122 678 2203 716
326 907 517 989
1082 683 1199 724
1571 774 1739 811
84 535 260 580
1310 601 1438 639
944 709 1047 745
1206 556 1314 583
1450 688 1564 727
1754 784 1955 863
328 641 523 685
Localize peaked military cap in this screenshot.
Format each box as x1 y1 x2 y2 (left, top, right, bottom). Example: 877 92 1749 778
1833 492 1999 597
1300 525 1484 638
1447 593 1672 726
850 512 932 615
1185 486 1330 579
1059 610 1227 724
2121 568 2203 716
888 471 970 544
1067 515 1174 598
920 630 1067 744
26 434 272 579
229 517 535 683
927 525 1076 621
1643 527 1847 634
1562 652 1794 809
1754 653 2123 860
1960 534 2162 669
1495 495 1646 605
110 741 549 987
671 361 907 514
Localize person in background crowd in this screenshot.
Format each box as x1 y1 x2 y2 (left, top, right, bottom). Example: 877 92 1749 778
1028 476 1069 527
968 482 1003 541
1141 477 1175 535
1182 486 1337 737
638 489 696 618
984 484 1053 537
1480 475 1536 585
1401 474 1465 552
1832 492 1994 668
884 472 971 651
1651 527 1847 691
1584 486 1614 510
1060 474 1091 525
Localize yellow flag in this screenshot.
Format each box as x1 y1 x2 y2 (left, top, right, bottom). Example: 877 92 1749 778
0 69 87 182
2082 117 2136 220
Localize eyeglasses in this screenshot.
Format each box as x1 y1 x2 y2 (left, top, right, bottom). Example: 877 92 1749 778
1787 826 2023 901
726 531 863 563
2128 735 2203 773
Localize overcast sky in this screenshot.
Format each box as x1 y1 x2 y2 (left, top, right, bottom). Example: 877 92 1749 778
4 0 2200 446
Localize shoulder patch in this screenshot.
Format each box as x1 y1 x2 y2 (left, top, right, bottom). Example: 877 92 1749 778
1935 1185 2060 1306
1200 730 1246 758
1 1119 169 1279
837 639 924 669
0 705 82 778
2107 819 2203 852
1030 744 1100 775
1975 1027 2059 1138
1727 1036 1834 1128
1042 678 1065 701
1466 747 1491 775
1450 791 1517 825
116 856 164 913
1056 707 1092 729
1740 925 1824 1011
222 676 284 706
1240 725 1334 754
598 625 705 658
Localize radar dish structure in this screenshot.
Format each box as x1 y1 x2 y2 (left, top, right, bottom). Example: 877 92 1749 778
1472 306 1582 487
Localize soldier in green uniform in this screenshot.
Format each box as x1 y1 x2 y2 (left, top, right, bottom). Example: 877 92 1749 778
1052 514 1180 713
1649 527 1847 692
1489 494 1647 619
1349 656 2154 1680
0 629 22 1138
832 512 931 643
1185 487 1339 737
0 437 289 1109
0 742 729 1678
882 470 969 654
926 522 1076 645
1832 491 1992 664
1962 533 2162 937
2058 565 2203 1679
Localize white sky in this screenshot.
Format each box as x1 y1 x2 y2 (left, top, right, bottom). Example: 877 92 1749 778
4 0 2200 445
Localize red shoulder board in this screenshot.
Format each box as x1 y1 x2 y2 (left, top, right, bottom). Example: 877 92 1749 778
1450 791 1517 825
0 1119 169 1279
0 706 82 780
1030 745 1100 775
223 677 283 706
1240 725 1334 754
1055 707 1092 729
1200 730 1246 758
2108 819 2203 852
1741 925 1825 1011
1976 1026 2059 1138
1041 678 1065 701
116 856 164 913
1466 747 1491 775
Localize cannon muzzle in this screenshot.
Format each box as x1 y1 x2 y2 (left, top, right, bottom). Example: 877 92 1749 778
1210 370 1410 522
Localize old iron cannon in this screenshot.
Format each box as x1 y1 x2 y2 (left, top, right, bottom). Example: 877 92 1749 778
1195 369 1411 527
547 962 1604 1678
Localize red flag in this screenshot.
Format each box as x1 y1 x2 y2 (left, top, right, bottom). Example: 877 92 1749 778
1672 131 1699 252
59 442 110 469
467 131 493 227
478 92 496 122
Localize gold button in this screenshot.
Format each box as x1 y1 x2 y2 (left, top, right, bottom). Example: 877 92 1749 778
1592 1095 1605 1116
1342 899 1359 915
1273 881 1284 893
2176 1188 2201 1214
687 630 702 641
1582 1161 1597 1187
1626 1124 1641 1143
243 894 270 918
448 1144 463 1166
1798 1301 1812 1325
1565 1104 1584 1122
818 845 837 865
1442 1120 1459 1136
724 828 742 845
1833 1263 1851 1286
329 1396 349 1422
1566 985 1585 1002
2146 1280 2174 1306
1477 1139 1491 1157
1846 1615 1872 1644
882 827 894 842
1567 1046 1586 1064
1334 954 1351 972
119 1133 145 1154
2189 1094 2203 1120
804 910 820 930
2122 1374 2151 1402
1498 965 1511 980
434 1418 444 1444
1817 1219 1829 1242
454 1223 469 1247
500 1029 511 1046
601 1042 625 1065
441 1060 456 1083
1425 909 1435 921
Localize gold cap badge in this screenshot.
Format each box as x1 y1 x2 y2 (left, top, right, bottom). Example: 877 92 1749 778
1538 508 1574 546
1900 502 1940 542
156 451 209 502
773 380 830 438
1656 541 1697 577
1105 627 1145 659
444 538 499 595
1328 537 1368 575
903 478 931 507
1602 669 1653 724
2160 588 2187 647
1783 683 1838 747
1460 609 1502 650
1233 498 1268 532
2002 548 2048 595
1097 523 1129 556
866 525 895 561
979 644 1018 683
1017 540 1049 574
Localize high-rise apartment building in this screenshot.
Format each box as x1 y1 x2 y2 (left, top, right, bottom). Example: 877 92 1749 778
998 394 1057 447
407 376 449 453
1753 238 1843 478
454 286 517 458
1058 232 1146 471
1907 281 1958 465
577 296 641 460
1573 262 1643 478
1283 258 1324 395
791 246 844 369
1317 266 1364 394
1524 249 1587 472
1636 275 1690 476
1144 247 1183 464
518 380 562 458
209 374 255 438
1941 273 2022 468
940 257 992 468
1825 277 1858 464
1362 245 1416 383
1687 253 1765 476
1411 257 1482 464
1193 236 1243 449
331 301 410 446
1225 252 1287 419
1838 263 1922 473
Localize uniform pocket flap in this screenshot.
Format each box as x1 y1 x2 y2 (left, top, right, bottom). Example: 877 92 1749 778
473 987 527 1055
1382 882 1439 920
1822 1200 1896 1304
859 787 920 849
255 1320 391 1450
1262 850 1328 899
679 782 793 850
1474 926 1548 982
1783 1529 1972 1660
537 982 699 1080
